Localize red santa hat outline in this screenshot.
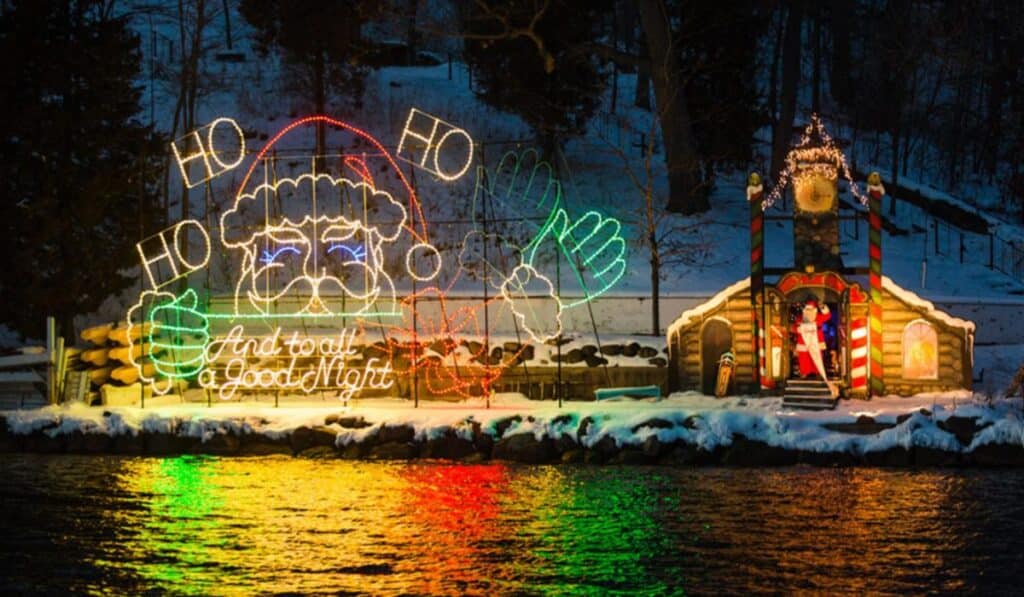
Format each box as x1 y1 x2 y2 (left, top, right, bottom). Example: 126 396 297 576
217 115 441 319
225 115 429 246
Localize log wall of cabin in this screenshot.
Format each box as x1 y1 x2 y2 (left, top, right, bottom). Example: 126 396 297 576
878 290 972 394
670 290 758 394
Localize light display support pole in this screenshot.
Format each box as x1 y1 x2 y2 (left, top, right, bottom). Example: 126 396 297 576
46 317 55 405
138 149 146 409
556 236 563 408
481 145 490 409
868 176 885 398
204 176 213 317
409 164 419 408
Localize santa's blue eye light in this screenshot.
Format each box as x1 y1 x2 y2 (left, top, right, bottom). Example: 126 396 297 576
259 245 300 265
327 243 366 262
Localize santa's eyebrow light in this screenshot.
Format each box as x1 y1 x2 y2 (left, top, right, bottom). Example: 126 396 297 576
327 243 366 261
259 245 300 265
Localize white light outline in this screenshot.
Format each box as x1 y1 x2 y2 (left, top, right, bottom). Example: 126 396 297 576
457 230 521 290
170 116 246 188
396 107 474 182
222 172 410 318
136 219 211 290
206 117 246 171
126 290 177 395
431 126 474 181
499 263 564 344
406 242 443 282
197 324 395 402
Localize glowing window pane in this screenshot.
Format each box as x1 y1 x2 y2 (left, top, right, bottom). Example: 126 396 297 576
903 321 938 380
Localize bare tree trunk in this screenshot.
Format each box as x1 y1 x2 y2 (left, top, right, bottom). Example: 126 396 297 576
650 234 660 334
222 0 232 48
610 3 618 113
889 126 899 215
811 5 821 115
636 0 707 214
635 32 651 109
405 0 418 65
768 8 785 126
771 0 802 182
186 0 205 209
828 0 851 105
620 1 650 110
643 131 660 335
984 13 1006 180
170 0 188 226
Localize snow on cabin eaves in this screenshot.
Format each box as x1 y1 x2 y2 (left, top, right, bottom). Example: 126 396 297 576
667 277 750 338
882 275 976 332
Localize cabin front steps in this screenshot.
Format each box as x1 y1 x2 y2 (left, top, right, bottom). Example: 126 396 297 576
782 378 838 410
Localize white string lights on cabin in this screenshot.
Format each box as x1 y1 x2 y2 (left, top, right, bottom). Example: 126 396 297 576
761 114 867 210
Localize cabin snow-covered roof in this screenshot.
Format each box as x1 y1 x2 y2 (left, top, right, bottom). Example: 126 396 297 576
882 276 975 333
667 277 750 338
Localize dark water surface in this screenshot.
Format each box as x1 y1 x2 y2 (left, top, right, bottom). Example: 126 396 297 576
1 456 1022 595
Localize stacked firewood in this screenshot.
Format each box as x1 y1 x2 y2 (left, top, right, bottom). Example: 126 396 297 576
79 322 157 391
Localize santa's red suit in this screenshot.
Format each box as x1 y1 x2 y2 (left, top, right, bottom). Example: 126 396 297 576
792 301 830 378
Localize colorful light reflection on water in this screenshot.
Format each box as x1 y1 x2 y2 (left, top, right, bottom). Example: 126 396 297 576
2 455 1023 595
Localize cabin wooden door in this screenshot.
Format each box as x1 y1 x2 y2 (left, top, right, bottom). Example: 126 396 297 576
701 319 732 395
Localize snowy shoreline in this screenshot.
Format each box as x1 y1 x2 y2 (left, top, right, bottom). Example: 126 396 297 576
2 394 1024 466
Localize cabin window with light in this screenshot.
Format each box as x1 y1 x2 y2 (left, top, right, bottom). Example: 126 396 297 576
902 320 938 380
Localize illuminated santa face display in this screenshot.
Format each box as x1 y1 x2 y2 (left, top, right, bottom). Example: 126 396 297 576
130 115 435 400
126 110 626 402
224 173 409 317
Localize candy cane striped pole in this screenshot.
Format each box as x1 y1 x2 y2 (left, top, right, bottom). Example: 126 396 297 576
867 172 885 398
849 317 869 393
748 174 767 390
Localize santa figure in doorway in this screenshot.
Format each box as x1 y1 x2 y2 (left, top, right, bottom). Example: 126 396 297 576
792 298 831 380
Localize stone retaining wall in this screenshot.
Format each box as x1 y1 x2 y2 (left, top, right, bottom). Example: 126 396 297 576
3 411 1022 467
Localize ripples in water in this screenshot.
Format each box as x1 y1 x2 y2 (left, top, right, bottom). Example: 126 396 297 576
2 455 1022 595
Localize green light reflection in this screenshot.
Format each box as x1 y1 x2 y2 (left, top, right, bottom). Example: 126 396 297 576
128 456 228 594
507 467 684 596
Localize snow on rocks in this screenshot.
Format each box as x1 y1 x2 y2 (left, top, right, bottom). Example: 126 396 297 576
2 394 1024 466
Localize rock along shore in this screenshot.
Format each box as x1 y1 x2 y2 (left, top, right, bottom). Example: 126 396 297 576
2 408 1023 467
